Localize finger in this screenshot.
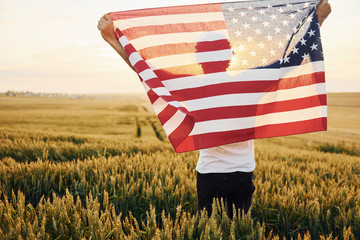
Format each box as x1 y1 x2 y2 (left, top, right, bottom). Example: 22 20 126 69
104 14 112 21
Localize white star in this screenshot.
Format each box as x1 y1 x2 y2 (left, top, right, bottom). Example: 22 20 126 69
293 26 298 32
271 14 277 20
250 50 257 57
261 57 268 64
297 8 303 14
274 27 281 34
287 3 292 8
243 23 250 29
292 47 299 54
308 29 316 37
228 6 234 12
251 16 258 22
307 16 313 23
263 21 270 27
302 53 309 60
259 9 266 15
232 17 238 24
235 30 242 37
300 38 307 45
290 13 296 19
277 41 284 48
270 49 276 56
282 19 289 26
286 33 292 40
239 11 246 17
267 4 272 9
255 28 262 35
242 59 248 65
279 57 284 64
258 42 265 49
248 5 254 11
247 36 253 42
310 43 318 51
304 2 310 8
283 56 290 63
237 44 245 51
266 34 273 41
278 7 284 13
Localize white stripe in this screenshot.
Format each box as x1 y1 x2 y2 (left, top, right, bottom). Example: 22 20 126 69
130 30 229 50
152 87 171 96
163 61 324 91
163 110 187 135
182 83 326 111
146 49 232 69
190 105 327 135
139 69 157 81
119 36 131 47
152 97 168 115
114 12 224 30
129 52 142 66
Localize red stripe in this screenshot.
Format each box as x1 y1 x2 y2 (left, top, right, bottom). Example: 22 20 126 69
139 39 230 59
158 105 178 125
109 4 222 20
167 114 195 152
191 94 327 122
123 21 226 41
171 72 325 101
175 118 327 152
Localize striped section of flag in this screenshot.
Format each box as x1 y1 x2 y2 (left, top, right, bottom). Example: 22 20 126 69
109 0 326 153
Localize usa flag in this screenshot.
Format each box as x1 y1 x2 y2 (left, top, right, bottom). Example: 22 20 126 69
109 0 326 153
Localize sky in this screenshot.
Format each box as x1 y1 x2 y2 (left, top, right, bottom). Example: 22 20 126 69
0 0 359 94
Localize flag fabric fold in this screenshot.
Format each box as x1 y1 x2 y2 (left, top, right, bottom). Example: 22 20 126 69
109 0 327 153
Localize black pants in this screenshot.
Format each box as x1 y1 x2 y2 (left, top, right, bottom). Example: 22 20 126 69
197 171 255 218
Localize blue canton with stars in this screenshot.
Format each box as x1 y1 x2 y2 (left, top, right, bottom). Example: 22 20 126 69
222 0 323 70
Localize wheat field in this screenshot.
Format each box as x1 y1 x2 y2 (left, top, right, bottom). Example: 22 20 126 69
0 93 359 239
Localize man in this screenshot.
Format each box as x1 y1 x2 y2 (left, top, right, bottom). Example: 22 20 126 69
97 0 331 218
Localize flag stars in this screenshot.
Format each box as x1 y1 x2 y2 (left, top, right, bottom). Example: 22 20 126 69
266 34 273 41
250 50 257 57
304 2 310 8
228 6 234 12
302 53 309 60
255 28 262 34
310 43 318 51
287 3 292 8
274 27 281 34
243 23 250 29
290 13 296 19
286 33 292 40
283 56 290 63
282 19 289 26
271 14 277 20
307 16 313 23
248 5 254 11
239 11 246 17
232 17 239 24
278 7 284 13
261 57 268 64
251 16 258 22
292 47 299 54
258 42 265 49
270 49 276 56
241 59 248 65
308 29 316 37
235 30 242 37
263 21 270 27
300 38 307 45
277 41 284 48
259 9 266 15
247 36 254 42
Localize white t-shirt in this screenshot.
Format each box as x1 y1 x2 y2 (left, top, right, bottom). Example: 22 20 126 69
196 140 255 174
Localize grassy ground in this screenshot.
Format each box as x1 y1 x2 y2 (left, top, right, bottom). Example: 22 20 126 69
0 93 359 239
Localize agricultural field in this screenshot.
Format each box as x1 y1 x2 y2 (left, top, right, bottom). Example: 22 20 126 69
0 93 359 239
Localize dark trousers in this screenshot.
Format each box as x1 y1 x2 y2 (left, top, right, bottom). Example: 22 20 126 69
197 171 255 218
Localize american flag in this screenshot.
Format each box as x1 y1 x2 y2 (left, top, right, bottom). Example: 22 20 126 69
109 0 326 153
